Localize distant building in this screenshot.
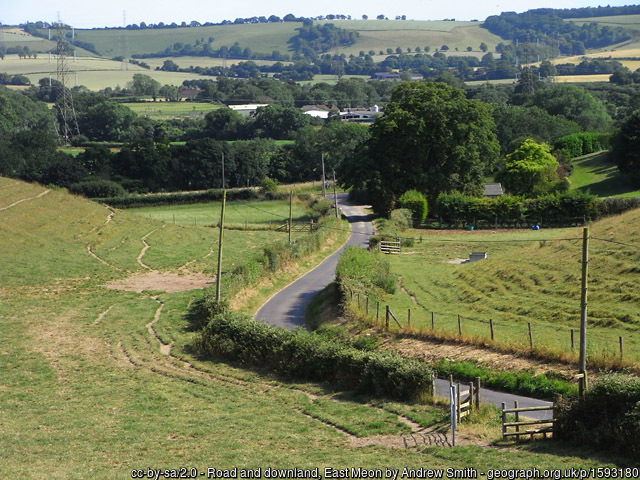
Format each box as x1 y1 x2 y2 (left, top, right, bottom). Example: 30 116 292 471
228 104 269 117
372 72 424 81
483 183 504 197
340 107 384 123
301 104 339 119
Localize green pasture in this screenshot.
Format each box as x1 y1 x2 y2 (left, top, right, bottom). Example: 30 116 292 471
129 198 312 229
0 54 206 90
0 176 628 476
140 56 289 70
327 22 504 57
65 23 300 58
569 151 640 198
351 211 640 370
567 14 640 28
123 101 222 118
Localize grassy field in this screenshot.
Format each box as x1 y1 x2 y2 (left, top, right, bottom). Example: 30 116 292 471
326 21 504 57
0 54 208 90
567 14 640 28
569 151 640 198
348 209 640 371
27 20 505 62
129 198 314 229
1 176 632 475
123 101 223 118
67 23 300 58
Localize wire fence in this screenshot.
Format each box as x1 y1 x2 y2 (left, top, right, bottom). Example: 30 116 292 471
344 288 638 369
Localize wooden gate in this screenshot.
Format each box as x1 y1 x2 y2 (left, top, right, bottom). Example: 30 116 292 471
379 240 401 254
501 402 555 441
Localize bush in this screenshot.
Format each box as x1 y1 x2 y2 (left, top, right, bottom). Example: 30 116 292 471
260 176 278 194
555 374 640 457
390 208 412 231
397 190 428 225
69 179 127 198
336 246 396 296
195 313 433 400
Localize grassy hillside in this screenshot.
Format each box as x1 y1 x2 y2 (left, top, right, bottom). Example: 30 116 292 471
0 177 629 475
569 151 640 198
40 20 504 60
351 209 640 371
67 23 300 58
0 54 208 90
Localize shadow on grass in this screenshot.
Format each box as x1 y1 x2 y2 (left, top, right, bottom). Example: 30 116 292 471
513 439 637 468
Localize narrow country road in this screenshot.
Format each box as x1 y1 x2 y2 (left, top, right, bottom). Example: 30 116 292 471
254 193 374 330
254 193 554 419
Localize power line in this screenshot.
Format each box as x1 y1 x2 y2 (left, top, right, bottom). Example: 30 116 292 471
591 236 640 251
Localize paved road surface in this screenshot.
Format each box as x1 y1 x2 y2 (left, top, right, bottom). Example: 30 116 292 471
254 194 555 419
254 193 373 330
434 379 553 420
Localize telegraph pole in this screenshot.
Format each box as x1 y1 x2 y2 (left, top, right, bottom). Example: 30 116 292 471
288 191 293 245
321 153 327 198
579 227 589 396
221 152 225 189
215 191 227 302
332 170 339 219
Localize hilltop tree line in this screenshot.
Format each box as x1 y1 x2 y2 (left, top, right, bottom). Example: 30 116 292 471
483 7 632 55
3 73 640 201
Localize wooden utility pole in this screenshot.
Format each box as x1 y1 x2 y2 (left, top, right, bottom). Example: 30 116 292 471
321 153 327 198
332 170 339 218
288 191 293 245
579 227 589 395
215 190 226 302
221 152 225 189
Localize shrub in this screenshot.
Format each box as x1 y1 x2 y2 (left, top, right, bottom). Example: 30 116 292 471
390 208 412 231
195 313 433 400
69 179 127 198
555 374 640 457
397 190 428 225
554 132 611 160
260 176 278 194
336 246 396 295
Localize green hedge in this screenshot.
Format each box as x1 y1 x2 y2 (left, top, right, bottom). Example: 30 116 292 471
433 359 577 400
195 313 433 401
553 132 611 159
336 246 396 297
95 188 290 209
434 190 640 228
555 374 640 457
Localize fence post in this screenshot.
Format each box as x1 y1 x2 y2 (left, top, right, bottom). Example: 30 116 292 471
385 305 390 330
366 296 369 315
431 311 435 330
408 308 411 328
514 400 520 442
620 336 624 358
501 402 507 441
456 383 461 423
528 323 533 349
571 329 575 351
469 381 474 410
431 374 436 397
376 302 380 322
475 377 481 409
458 315 462 336
357 293 360 309
490 319 494 341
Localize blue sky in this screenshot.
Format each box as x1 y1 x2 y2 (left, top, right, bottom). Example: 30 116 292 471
1 1 634 28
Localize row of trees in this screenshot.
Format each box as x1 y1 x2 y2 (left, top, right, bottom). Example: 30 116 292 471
3 74 640 201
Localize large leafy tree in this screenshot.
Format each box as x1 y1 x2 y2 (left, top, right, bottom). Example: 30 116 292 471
340 81 499 213
497 138 560 197
611 110 640 187
526 84 612 132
